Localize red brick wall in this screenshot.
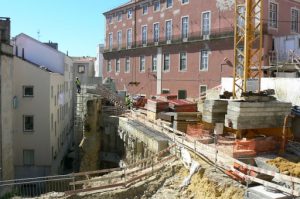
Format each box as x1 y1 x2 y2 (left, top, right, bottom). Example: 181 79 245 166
103 0 300 98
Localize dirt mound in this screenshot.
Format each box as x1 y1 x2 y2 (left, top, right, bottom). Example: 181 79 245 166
267 157 300 178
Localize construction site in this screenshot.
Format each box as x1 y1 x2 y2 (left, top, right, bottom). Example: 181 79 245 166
1 0 300 199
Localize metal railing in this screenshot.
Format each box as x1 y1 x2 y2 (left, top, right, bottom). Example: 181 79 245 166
0 145 176 198
104 27 235 53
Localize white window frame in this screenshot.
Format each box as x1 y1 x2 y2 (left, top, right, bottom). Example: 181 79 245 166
140 55 146 72
153 22 160 43
116 58 120 73
125 57 131 73
181 16 189 40
163 53 170 72
152 54 157 72
153 1 160 12
269 1 278 29
142 4 148 15
23 86 34 97
165 20 172 41
117 30 122 49
108 32 113 50
127 9 133 19
291 8 299 33
179 52 187 71
142 25 148 45
199 85 207 97
201 11 211 38
200 50 209 71
23 115 34 132
166 0 173 9
127 28 132 48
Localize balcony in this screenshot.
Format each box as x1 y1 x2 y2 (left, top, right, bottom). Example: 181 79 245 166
104 27 234 53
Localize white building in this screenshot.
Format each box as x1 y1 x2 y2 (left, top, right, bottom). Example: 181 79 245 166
72 56 98 86
95 44 104 78
12 34 74 178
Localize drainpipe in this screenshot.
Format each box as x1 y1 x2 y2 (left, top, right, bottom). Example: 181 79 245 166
0 51 2 181
279 114 295 155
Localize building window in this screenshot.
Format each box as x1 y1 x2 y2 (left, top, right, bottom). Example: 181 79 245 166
152 55 157 72
200 50 209 71
140 55 145 72
162 89 170 94
166 0 173 8
117 12 122 22
109 33 113 50
23 150 34 166
142 4 148 15
125 57 130 73
128 9 133 19
116 59 120 73
23 115 34 132
142 25 147 45
153 23 160 42
182 0 189 4
200 85 207 97
237 6 245 36
78 65 85 73
154 1 160 12
23 86 34 97
108 16 113 24
117 30 122 49
166 20 172 41
180 52 187 71
178 90 187 99
202 12 211 37
51 86 53 98
291 9 299 32
107 60 112 72
163 53 170 71
269 2 278 28
182 17 189 39
127 29 132 48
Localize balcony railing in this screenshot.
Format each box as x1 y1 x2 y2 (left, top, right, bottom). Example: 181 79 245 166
104 27 234 53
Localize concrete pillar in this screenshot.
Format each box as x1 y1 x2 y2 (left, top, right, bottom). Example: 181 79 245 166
156 47 162 95
136 141 144 161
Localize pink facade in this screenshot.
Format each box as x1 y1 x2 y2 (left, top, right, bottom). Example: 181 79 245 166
103 0 300 98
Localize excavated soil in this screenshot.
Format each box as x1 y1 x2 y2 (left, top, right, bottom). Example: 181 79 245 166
267 157 300 178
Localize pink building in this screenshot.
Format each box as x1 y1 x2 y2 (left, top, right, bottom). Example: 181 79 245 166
103 0 300 98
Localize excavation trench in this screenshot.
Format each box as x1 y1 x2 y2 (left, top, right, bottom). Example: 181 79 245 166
77 99 245 198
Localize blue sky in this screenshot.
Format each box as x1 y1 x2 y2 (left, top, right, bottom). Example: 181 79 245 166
0 0 128 57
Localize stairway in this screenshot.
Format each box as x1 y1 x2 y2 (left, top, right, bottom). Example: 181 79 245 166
87 84 126 115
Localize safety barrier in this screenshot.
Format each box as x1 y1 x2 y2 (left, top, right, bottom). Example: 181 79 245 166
129 110 300 196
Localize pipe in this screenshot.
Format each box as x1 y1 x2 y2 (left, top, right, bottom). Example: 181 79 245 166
279 114 295 155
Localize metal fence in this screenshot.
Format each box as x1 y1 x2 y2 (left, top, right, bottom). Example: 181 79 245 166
0 145 177 198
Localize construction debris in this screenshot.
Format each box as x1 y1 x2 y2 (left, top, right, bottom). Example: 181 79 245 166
267 157 300 178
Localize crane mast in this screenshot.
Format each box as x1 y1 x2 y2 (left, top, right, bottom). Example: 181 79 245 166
233 0 263 98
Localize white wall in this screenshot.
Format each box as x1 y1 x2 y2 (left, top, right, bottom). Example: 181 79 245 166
13 34 65 74
222 77 300 106
13 57 52 178
0 44 14 180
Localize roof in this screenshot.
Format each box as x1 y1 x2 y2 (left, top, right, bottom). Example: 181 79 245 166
13 33 67 57
103 0 135 15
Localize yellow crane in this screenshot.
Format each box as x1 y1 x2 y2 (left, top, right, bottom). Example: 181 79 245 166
233 0 263 98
